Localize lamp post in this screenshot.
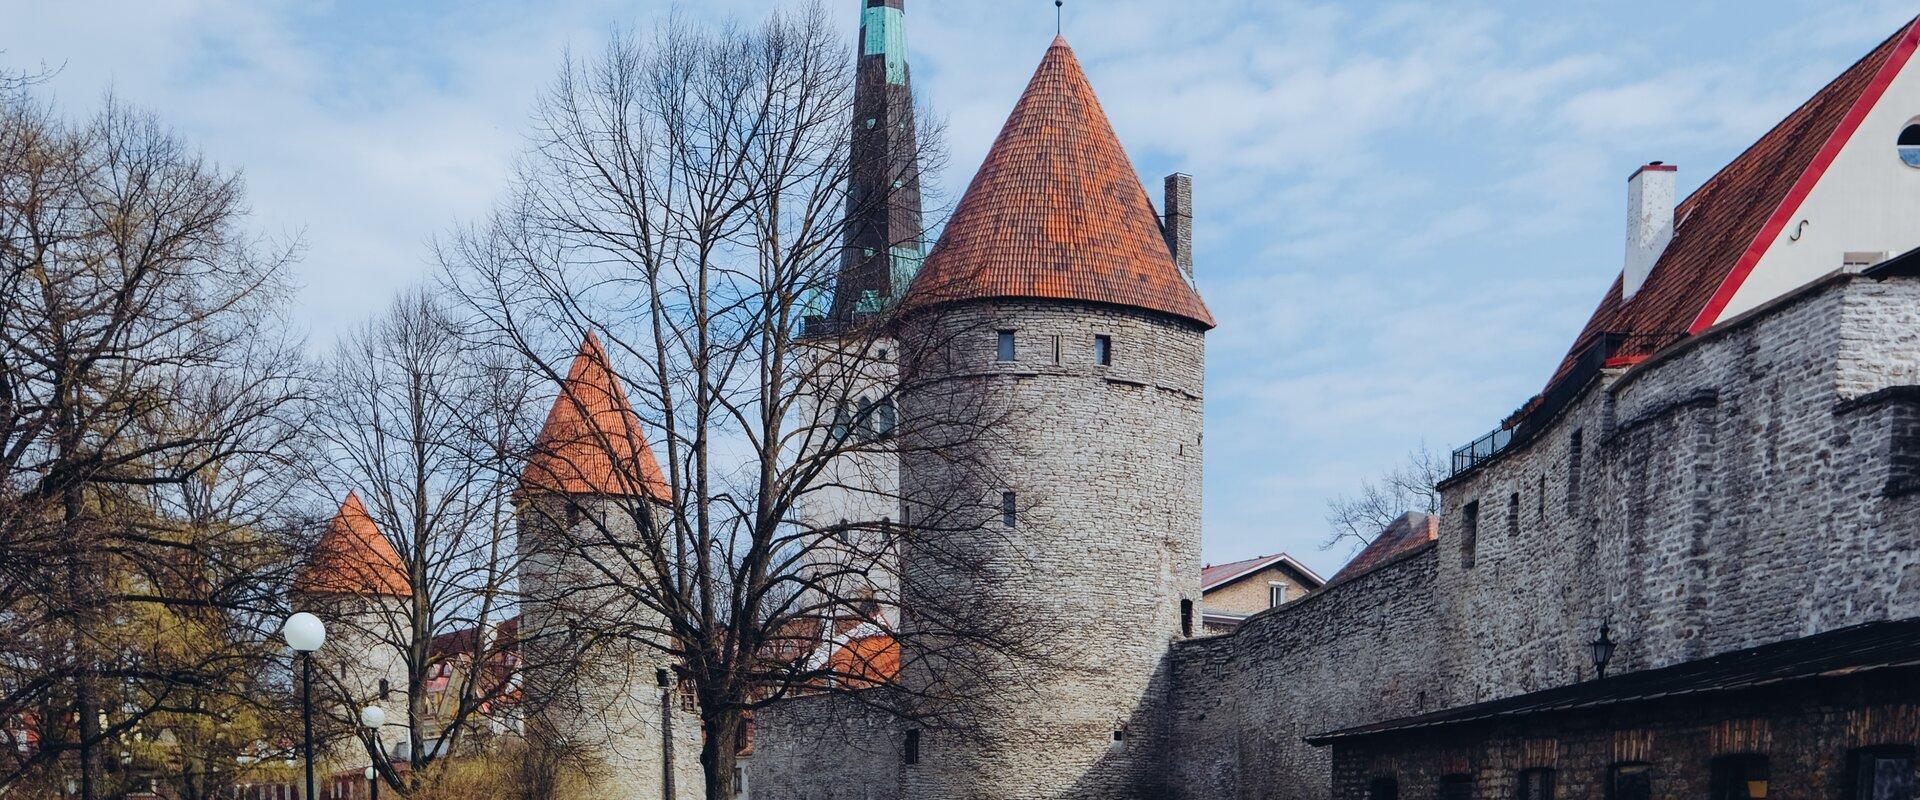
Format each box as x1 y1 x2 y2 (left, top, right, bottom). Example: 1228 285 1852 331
359 705 386 800
281 613 326 800
657 666 675 800
1590 622 1617 680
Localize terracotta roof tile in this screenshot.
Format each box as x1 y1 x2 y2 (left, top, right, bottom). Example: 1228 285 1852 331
1327 511 1437 587
1541 18 1918 397
520 334 672 502
826 633 900 688
294 492 412 597
905 37 1213 328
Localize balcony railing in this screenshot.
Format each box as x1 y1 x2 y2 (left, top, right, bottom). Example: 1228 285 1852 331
1448 332 1647 480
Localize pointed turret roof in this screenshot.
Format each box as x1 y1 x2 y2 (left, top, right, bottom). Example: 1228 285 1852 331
520 333 672 502
905 37 1213 328
295 492 412 597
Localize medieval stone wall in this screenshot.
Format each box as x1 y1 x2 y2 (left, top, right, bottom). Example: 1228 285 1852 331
1166 545 1441 799
1162 273 1920 799
750 692 904 800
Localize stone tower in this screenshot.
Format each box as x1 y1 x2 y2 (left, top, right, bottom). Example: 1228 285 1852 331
827 0 923 325
516 333 703 800
292 492 412 760
895 36 1212 800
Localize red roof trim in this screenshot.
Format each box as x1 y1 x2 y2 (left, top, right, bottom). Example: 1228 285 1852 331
1629 163 1678 180
1688 17 1920 334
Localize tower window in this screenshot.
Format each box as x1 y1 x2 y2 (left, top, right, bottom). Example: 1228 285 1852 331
1508 491 1521 536
1094 335 1112 366
1568 429 1584 514
903 729 920 765
1051 335 1062 364
1001 491 1017 528
1180 599 1193 637
378 679 390 700
1268 582 1287 608
996 330 1016 362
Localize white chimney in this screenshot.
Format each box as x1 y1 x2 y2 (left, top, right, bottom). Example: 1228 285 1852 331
1623 162 1677 301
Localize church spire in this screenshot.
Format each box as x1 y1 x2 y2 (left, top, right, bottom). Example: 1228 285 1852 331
821 0 924 331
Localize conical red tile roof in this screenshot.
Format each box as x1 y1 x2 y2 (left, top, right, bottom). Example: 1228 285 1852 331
520 333 672 502
905 37 1213 328
295 492 412 597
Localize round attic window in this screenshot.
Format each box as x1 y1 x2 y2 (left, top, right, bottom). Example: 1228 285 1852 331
1901 120 1920 167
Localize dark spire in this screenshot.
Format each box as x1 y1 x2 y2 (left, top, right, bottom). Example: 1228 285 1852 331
820 0 924 332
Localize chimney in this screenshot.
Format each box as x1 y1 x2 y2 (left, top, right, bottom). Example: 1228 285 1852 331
1163 173 1194 281
1623 162 1677 301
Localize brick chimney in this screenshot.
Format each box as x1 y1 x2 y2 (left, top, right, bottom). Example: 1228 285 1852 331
1163 173 1194 281
1624 162 1676 301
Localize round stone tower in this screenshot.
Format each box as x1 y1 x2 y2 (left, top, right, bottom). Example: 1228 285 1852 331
291 492 413 763
895 36 1212 800
515 334 703 800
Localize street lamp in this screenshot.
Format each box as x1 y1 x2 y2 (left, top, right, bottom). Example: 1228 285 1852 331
281 613 325 800
657 667 675 800
1590 622 1617 680
360 705 386 800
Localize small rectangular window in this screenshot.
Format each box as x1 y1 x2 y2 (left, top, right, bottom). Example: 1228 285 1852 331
1460 501 1480 569
1051 335 1062 364
1517 768 1555 800
1537 474 1546 521
1607 763 1652 800
1094 334 1112 366
1180 599 1193 637
1002 491 1017 528
1849 746 1914 800
1268 582 1287 608
903 729 920 765
1508 491 1521 536
997 330 1016 362
1709 754 1769 800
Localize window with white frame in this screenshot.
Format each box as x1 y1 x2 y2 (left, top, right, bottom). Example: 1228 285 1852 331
1268 582 1288 608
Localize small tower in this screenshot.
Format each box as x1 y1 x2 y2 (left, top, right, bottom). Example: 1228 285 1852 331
292 492 412 760
896 36 1212 799
825 0 924 326
515 333 701 800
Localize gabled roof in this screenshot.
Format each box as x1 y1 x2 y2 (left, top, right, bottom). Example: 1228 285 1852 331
1327 511 1438 586
294 492 411 597
1308 617 1920 745
1541 17 1920 396
904 37 1213 328
1201 552 1327 593
520 333 672 502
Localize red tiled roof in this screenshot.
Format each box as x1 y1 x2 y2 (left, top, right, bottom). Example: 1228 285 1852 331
1200 552 1327 592
1542 18 1919 396
826 633 900 688
294 492 412 597
1327 511 1437 586
905 37 1213 328
520 333 672 502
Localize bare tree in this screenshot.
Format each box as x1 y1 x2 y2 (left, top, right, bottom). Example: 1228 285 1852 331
1323 443 1447 555
305 288 537 794
442 5 1033 797
0 84 307 797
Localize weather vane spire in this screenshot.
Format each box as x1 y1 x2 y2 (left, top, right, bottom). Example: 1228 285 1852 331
1056 0 1063 36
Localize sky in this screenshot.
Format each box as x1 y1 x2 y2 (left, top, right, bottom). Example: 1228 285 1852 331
5 0 1916 576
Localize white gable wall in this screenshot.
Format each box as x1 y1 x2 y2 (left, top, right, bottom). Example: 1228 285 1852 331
1717 41 1920 323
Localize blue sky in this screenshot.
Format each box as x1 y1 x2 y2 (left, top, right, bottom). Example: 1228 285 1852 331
5 0 1915 575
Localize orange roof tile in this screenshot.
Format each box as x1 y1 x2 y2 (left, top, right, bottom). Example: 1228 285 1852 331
905 37 1213 328
520 333 672 502
1540 18 1919 398
294 492 412 597
826 633 900 688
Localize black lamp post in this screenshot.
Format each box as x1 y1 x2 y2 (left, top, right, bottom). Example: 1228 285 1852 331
657 667 675 800
1590 622 1617 680
281 613 326 800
